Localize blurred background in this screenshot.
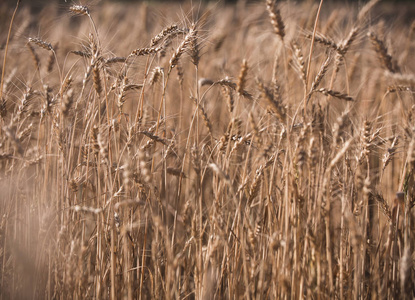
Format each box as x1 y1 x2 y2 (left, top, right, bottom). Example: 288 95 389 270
1 0 414 18
1 0 415 6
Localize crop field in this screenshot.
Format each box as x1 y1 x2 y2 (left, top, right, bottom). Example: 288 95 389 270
0 0 414 299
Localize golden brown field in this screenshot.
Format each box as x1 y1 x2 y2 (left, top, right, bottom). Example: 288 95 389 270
0 0 414 298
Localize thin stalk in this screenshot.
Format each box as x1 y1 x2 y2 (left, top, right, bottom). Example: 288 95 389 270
0 0 20 102
304 0 324 112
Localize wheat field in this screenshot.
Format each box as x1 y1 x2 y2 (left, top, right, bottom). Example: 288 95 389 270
0 0 414 299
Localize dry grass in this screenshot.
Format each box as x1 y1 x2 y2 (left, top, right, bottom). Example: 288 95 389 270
0 0 415 299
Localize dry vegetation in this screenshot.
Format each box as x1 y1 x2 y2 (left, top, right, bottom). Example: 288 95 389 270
1 0 415 298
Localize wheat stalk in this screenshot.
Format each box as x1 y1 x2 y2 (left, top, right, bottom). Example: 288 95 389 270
266 0 285 41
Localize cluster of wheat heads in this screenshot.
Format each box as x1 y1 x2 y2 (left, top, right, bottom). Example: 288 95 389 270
0 0 415 299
